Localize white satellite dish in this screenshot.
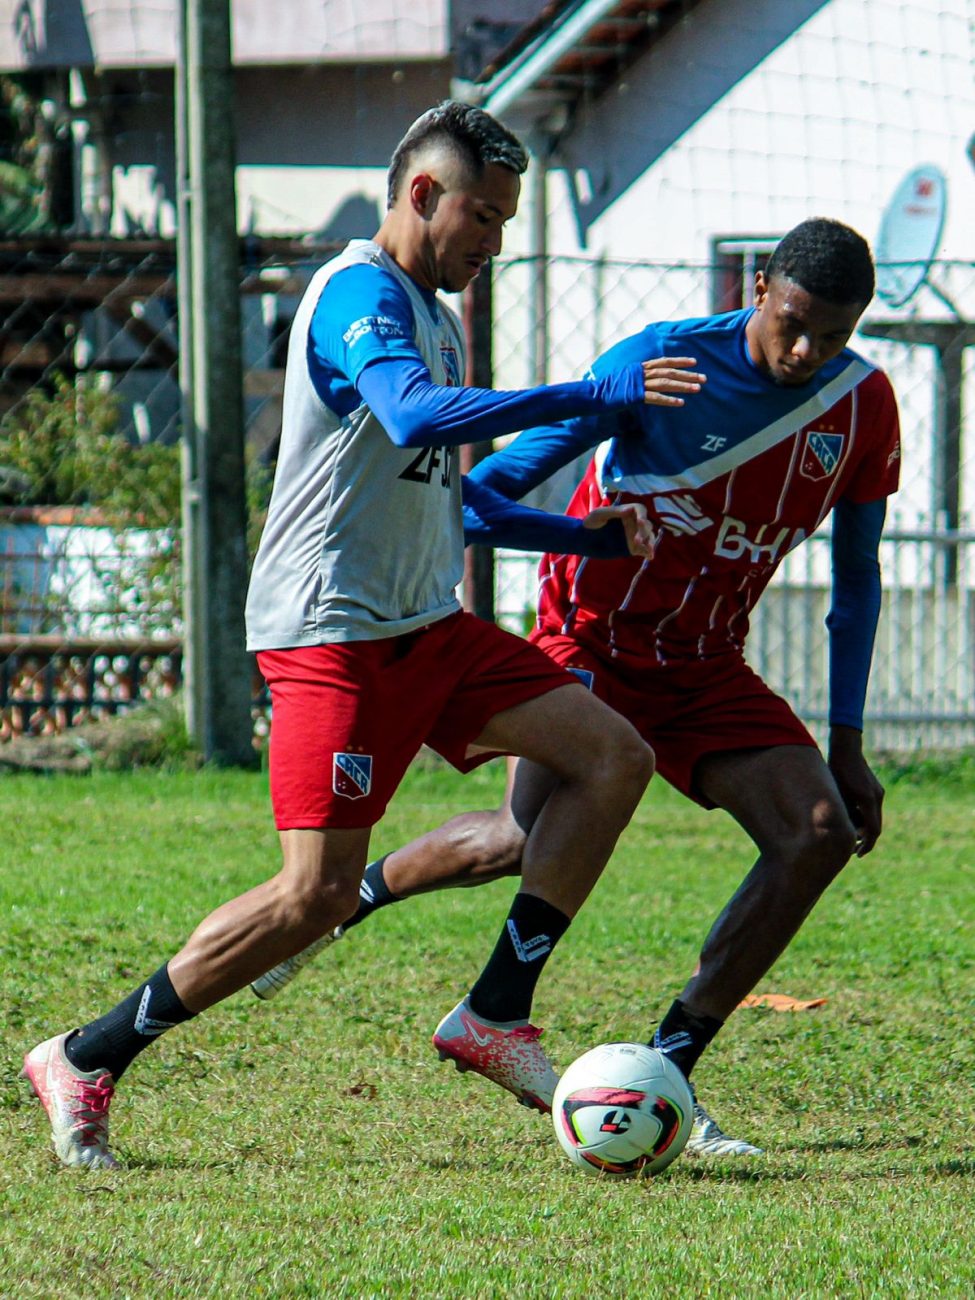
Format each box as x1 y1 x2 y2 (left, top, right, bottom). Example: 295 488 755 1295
874 165 947 308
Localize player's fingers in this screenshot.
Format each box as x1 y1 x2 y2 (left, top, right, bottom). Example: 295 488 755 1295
643 389 694 407
645 356 700 370
618 501 648 521
582 505 654 555
855 806 883 856
642 373 705 406
644 370 706 388
624 526 653 557
621 506 654 556
629 525 654 556
642 360 706 382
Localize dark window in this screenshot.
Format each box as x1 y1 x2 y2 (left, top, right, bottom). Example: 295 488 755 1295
710 237 780 314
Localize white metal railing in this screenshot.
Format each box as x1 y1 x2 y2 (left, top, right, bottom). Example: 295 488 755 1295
494 527 975 753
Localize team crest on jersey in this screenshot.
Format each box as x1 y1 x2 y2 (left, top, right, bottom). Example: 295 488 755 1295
440 346 461 387
333 752 373 800
800 430 845 481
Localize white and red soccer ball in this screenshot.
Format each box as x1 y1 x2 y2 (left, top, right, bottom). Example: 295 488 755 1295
552 1042 693 1178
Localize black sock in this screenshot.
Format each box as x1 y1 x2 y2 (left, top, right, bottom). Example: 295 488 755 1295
651 999 724 1080
343 856 397 931
64 963 195 1080
468 893 570 1023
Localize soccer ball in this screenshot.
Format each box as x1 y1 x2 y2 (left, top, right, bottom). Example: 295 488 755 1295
552 1042 693 1178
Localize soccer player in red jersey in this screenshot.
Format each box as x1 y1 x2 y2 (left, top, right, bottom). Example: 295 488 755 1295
255 218 901 1156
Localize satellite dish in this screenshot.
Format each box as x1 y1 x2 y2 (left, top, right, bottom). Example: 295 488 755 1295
874 165 947 308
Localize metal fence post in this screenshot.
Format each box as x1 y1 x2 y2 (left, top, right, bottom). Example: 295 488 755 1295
462 267 495 622
176 0 255 766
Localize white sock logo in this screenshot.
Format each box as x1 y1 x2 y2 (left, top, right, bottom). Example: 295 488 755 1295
653 1027 692 1056
134 985 177 1036
506 920 551 963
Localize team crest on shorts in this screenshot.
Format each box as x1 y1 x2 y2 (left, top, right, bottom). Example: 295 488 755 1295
333 752 373 800
800 430 845 481
567 666 595 690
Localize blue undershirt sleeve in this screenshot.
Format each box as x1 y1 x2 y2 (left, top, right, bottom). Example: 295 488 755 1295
466 415 617 500
356 357 645 449
462 475 629 557
826 496 887 729
463 325 662 496
312 263 648 448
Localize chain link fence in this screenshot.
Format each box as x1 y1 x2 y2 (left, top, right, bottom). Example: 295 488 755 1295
1 240 973 751
0 235 338 739
491 253 975 753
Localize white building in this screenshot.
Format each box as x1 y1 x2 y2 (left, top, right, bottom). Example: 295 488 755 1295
2 0 972 744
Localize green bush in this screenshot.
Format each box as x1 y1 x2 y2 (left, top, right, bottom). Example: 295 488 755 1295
0 371 181 526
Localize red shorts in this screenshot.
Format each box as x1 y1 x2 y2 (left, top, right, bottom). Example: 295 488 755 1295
529 631 816 807
258 612 572 830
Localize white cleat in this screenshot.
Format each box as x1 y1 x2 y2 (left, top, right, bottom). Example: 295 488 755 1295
686 1095 763 1157
250 927 344 1000
432 996 559 1114
23 1033 119 1170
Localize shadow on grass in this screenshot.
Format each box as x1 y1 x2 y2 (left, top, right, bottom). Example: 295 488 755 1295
799 1136 919 1153
116 1157 234 1172
679 1157 975 1184
678 1162 807 1184
934 1158 975 1177
792 1138 975 1169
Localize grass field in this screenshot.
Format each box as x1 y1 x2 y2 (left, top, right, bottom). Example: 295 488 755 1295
1 758 973 1297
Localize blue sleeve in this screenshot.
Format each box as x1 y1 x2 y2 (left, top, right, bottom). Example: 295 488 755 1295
312 266 649 448
826 497 887 729
467 415 618 500
310 264 422 381
356 357 645 450
462 476 629 557
462 326 665 496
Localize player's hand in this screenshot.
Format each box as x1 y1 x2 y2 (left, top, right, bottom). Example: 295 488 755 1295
641 357 706 406
582 502 655 557
828 724 884 856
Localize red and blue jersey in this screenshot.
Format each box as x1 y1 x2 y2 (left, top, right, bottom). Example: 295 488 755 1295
472 309 900 674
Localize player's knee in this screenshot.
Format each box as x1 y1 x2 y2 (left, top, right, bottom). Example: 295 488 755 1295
278 873 360 939
589 719 655 806
787 801 857 880
814 804 858 869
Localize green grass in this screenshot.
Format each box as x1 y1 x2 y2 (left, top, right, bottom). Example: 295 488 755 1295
1 761 973 1297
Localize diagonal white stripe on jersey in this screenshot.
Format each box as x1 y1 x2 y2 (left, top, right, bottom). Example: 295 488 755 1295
600 360 873 496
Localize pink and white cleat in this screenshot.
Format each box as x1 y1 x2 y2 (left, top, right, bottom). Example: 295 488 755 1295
433 997 559 1114
23 1033 119 1170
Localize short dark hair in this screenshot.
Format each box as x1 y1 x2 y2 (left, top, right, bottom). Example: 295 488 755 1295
386 100 529 208
765 218 875 305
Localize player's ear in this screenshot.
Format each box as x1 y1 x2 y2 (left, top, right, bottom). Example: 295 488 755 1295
410 173 438 217
752 270 769 309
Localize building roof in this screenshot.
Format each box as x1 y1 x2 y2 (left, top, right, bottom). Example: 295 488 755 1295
465 0 705 127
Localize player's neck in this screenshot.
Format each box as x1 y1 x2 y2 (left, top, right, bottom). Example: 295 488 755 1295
743 312 768 374
374 216 437 293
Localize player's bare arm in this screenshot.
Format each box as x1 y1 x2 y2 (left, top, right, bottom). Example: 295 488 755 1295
827 724 884 856
641 356 706 406
582 502 654 557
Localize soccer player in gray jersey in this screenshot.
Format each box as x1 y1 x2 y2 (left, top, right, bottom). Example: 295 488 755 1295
24 101 705 1168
